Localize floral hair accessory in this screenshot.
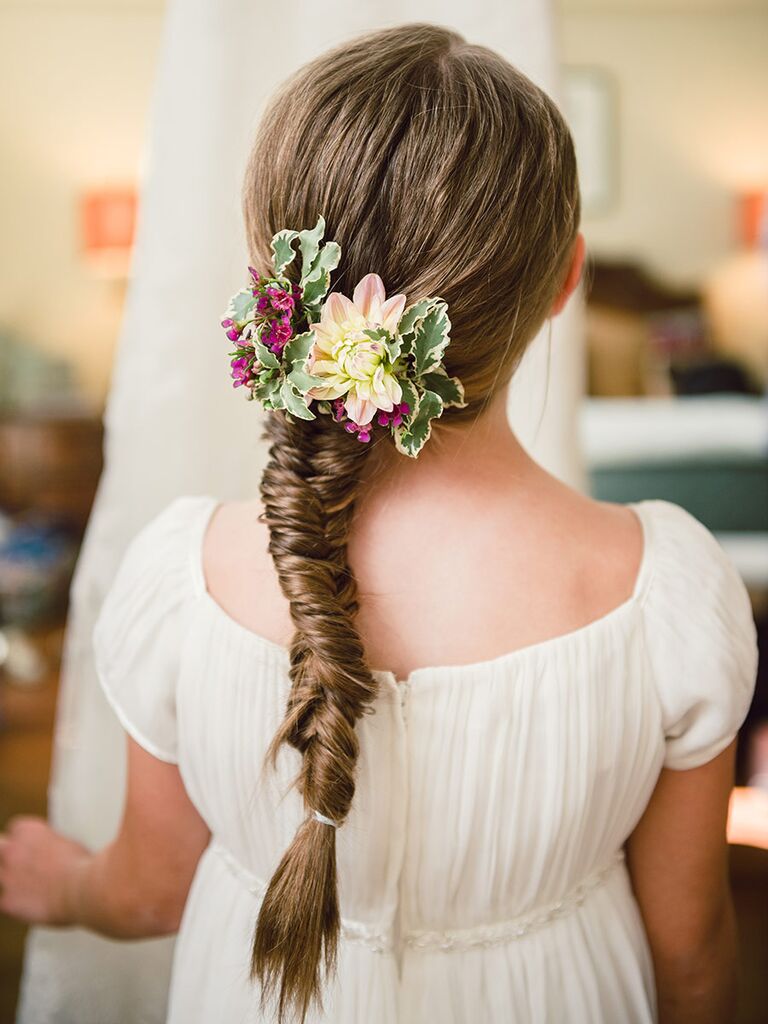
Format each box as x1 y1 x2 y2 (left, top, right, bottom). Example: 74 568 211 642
221 215 466 457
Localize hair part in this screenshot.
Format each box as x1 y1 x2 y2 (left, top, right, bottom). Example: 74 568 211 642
245 21 581 1022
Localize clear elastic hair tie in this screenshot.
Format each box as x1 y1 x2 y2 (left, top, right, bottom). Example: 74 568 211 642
312 809 339 829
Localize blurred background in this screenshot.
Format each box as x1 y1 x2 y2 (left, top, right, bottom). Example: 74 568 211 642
0 0 766 1021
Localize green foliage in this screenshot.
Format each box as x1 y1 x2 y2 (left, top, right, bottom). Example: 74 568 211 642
280 380 316 420
287 368 325 392
282 330 316 367
297 217 326 280
252 373 280 406
270 229 300 277
393 389 444 458
411 302 451 377
421 368 466 408
363 326 401 364
253 339 280 369
302 242 341 309
398 377 419 414
226 288 256 325
397 298 432 340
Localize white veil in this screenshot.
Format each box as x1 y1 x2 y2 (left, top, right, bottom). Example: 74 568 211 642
17 3 583 1020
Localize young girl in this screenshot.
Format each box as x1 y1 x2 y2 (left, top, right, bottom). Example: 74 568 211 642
0 22 758 1024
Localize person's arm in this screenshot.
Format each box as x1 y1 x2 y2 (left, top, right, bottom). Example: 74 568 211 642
0 736 210 938
626 740 738 1024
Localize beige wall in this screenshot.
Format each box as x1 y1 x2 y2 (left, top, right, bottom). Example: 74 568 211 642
557 6 768 288
1 2 765 408
0 4 163 409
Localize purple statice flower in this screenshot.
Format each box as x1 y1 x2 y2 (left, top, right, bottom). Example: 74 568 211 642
376 401 411 428
330 397 371 442
344 419 372 443
230 355 256 388
223 275 302 377
262 317 294 354
220 317 241 343
266 284 295 313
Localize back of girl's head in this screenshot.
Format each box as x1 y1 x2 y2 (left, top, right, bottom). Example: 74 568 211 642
242 22 581 1023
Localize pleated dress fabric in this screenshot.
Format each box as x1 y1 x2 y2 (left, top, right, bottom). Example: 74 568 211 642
92 494 758 1024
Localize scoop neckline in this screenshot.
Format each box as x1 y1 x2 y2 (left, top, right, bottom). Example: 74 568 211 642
193 494 653 689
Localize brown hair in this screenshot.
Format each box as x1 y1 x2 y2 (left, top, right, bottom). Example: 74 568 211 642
242 21 580 1022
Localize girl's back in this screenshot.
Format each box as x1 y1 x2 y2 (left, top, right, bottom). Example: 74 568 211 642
86 467 753 1024
203 410 645 684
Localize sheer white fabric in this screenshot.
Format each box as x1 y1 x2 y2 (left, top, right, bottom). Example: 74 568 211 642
88 495 756 1023
17 1 584 1020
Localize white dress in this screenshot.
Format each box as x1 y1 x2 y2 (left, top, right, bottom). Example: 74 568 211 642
92 495 758 1024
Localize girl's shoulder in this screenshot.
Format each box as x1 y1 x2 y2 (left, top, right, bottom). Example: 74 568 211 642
92 494 218 762
634 499 758 770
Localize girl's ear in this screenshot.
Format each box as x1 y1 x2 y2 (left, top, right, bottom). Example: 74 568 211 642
550 232 586 316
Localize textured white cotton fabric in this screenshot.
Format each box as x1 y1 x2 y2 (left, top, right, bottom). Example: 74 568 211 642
92 495 758 1024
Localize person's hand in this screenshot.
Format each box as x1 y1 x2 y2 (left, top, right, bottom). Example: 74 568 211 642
0 815 92 927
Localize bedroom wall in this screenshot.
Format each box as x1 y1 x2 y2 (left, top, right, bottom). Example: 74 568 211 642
0 3 163 408
557 5 768 288
0 0 765 408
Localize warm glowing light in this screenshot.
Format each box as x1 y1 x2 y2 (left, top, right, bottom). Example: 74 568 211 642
80 187 137 277
740 190 768 248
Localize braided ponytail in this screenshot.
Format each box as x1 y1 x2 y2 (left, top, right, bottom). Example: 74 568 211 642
252 409 378 1022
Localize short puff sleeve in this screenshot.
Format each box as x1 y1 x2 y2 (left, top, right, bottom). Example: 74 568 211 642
642 500 758 770
92 495 210 763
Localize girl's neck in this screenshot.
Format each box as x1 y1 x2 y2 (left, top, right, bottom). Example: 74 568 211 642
360 385 537 497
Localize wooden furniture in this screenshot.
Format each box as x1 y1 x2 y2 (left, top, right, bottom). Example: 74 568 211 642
0 413 103 533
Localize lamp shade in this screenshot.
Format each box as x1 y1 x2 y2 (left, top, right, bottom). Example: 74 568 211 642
740 190 768 249
80 188 137 276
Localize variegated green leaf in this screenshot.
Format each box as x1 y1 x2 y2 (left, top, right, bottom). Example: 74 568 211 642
396 297 432 339
385 334 402 363
393 389 443 458
302 241 341 308
363 327 388 343
280 380 316 420
421 369 466 408
271 229 300 276
252 374 281 405
398 377 419 414
298 216 326 279
253 339 280 369
288 368 325 393
362 326 400 363
283 330 315 368
268 383 285 410
225 287 257 325
412 302 451 376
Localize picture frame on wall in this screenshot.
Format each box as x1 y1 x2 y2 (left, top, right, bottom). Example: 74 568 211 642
562 66 618 216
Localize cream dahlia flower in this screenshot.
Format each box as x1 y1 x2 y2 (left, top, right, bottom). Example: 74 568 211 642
306 273 407 426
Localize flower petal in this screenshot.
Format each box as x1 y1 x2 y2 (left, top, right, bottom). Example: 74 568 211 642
321 291 349 328
352 273 387 322
339 293 365 326
307 379 351 400
344 389 376 426
311 359 343 375
380 293 407 334
380 370 402 406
